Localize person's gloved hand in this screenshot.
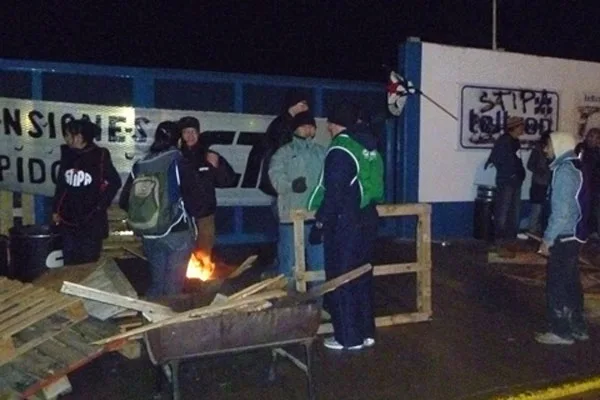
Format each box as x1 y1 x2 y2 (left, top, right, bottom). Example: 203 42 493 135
309 223 324 245
292 177 307 193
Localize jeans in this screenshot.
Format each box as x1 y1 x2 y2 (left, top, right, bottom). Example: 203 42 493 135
142 230 194 299
494 180 522 245
62 231 103 266
546 239 586 338
528 203 544 234
277 222 324 280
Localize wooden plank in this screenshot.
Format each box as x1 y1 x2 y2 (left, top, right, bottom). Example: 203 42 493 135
21 194 35 226
227 255 259 279
417 210 432 315
228 275 286 301
92 291 284 345
0 297 81 338
488 251 547 265
0 286 45 312
374 263 423 275
0 289 56 323
292 216 308 293
77 258 140 320
60 282 174 321
36 338 89 366
54 329 100 356
0 191 13 236
0 362 39 394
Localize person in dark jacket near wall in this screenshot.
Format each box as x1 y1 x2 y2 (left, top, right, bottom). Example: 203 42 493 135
52 119 122 265
575 128 600 237
485 116 526 258
307 102 384 351
178 116 236 261
526 134 552 235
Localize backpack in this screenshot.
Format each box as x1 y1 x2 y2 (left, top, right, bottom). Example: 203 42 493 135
126 149 186 238
308 134 384 210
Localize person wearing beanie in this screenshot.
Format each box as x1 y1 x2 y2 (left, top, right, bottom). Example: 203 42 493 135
535 131 591 345
178 116 237 262
484 115 526 258
119 120 215 298
268 111 326 280
307 102 384 351
258 88 310 197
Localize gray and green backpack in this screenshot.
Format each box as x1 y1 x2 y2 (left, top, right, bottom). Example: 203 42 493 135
127 149 186 238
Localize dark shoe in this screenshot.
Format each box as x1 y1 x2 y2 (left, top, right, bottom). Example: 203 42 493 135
572 331 590 341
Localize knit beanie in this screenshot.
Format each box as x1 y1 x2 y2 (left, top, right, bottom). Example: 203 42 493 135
327 102 359 128
178 116 200 133
291 111 317 132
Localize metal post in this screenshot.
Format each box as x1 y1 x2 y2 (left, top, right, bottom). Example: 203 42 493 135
492 0 498 50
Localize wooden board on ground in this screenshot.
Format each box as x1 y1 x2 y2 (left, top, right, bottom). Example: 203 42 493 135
35 257 139 321
0 277 87 367
488 251 547 265
0 316 122 399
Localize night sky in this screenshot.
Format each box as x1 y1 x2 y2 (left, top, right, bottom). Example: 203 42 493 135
1 0 599 82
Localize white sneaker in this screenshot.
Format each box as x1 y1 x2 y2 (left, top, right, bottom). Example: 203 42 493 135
323 337 363 351
535 332 574 345
363 337 375 347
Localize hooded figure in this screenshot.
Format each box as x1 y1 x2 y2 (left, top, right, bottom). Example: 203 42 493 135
52 119 122 265
308 102 384 351
535 131 591 345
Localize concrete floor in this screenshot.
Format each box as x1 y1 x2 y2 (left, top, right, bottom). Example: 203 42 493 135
60 239 600 400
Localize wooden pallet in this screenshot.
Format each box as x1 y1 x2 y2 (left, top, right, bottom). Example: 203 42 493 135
0 317 121 399
0 278 87 366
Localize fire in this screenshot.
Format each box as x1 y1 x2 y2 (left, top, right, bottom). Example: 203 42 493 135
186 251 215 281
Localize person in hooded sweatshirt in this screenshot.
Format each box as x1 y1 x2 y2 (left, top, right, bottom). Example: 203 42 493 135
119 121 215 298
268 111 326 280
307 102 384 351
52 119 122 265
178 116 236 261
535 131 591 345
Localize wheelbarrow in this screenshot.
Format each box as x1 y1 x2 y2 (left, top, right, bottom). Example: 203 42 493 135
144 301 320 400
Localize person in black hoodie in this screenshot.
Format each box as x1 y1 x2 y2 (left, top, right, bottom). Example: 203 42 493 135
178 116 236 261
307 102 384 351
52 119 122 265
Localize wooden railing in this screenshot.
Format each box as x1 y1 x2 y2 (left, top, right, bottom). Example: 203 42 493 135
290 203 432 334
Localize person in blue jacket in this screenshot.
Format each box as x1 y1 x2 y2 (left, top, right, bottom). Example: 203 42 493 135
268 111 326 281
535 131 591 345
308 102 384 351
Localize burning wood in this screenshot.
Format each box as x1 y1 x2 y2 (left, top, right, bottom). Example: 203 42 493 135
186 251 215 281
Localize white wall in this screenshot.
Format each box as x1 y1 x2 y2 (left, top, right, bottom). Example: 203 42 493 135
419 41 600 202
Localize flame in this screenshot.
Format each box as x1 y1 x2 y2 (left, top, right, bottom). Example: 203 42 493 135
186 251 215 281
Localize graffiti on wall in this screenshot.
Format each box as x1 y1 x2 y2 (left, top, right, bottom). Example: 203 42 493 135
459 85 559 149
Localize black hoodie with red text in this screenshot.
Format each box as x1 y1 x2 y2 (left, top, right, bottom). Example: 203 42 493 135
53 143 122 238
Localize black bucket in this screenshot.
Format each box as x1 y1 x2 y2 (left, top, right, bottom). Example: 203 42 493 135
473 185 496 242
9 225 64 282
